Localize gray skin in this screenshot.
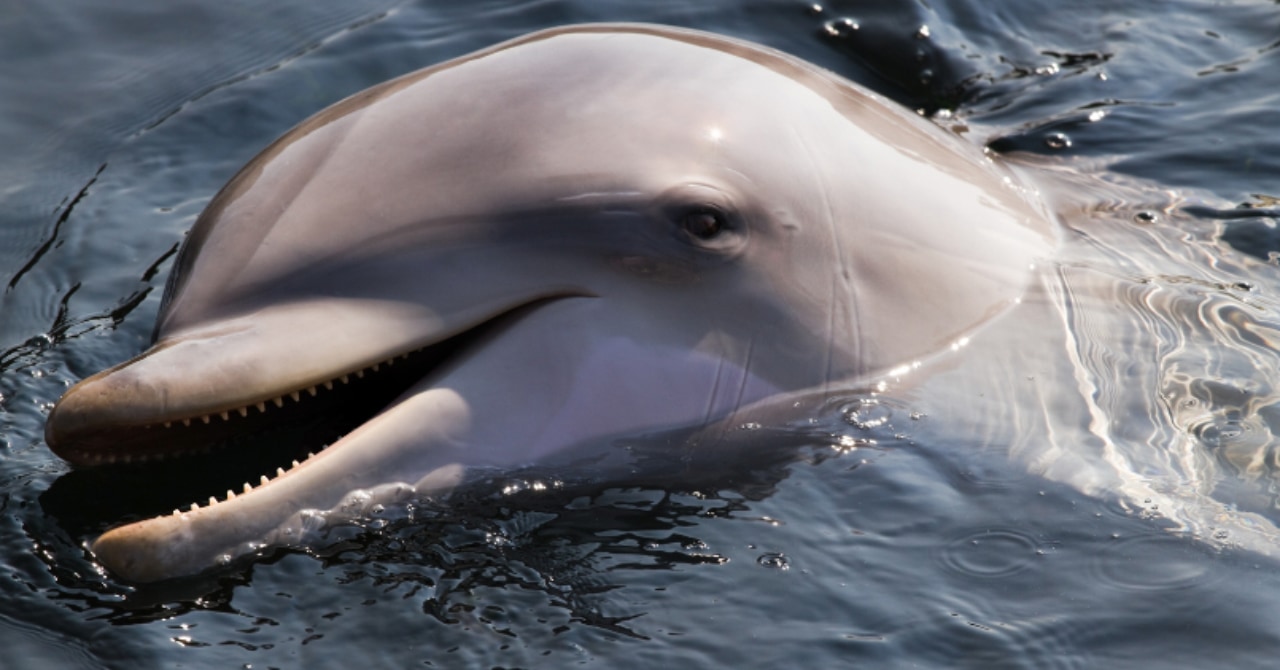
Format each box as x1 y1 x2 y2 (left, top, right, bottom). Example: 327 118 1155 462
44 24 1053 582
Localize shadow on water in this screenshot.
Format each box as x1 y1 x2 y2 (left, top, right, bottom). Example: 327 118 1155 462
34 390 890 636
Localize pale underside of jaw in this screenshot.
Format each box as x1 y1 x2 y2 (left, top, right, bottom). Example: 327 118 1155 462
90 377 479 583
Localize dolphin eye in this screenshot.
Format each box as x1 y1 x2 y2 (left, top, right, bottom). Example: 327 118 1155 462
680 207 727 240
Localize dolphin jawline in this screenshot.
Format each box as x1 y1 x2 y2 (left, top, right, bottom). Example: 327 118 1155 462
45 293 584 467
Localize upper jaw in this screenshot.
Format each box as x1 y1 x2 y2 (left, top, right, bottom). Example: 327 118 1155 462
45 293 579 466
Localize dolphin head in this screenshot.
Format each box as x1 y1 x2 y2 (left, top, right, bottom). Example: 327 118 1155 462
45 25 1052 581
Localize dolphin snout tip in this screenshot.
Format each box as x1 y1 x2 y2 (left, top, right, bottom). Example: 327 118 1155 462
93 522 198 584
44 365 161 466
44 380 99 462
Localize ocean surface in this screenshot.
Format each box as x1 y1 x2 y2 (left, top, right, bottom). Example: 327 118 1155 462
2 0 1279 667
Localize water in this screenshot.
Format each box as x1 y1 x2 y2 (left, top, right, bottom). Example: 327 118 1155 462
3 0 1280 667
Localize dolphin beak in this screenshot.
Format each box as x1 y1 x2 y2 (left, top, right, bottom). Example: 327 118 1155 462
45 292 576 466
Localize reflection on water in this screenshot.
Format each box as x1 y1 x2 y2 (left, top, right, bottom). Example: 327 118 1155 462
4 0 1280 667
1028 179 1280 549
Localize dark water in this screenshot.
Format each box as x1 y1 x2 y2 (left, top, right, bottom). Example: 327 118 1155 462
2 0 1279 667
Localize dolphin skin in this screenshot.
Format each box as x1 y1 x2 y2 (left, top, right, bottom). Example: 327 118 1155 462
45 24 1053 582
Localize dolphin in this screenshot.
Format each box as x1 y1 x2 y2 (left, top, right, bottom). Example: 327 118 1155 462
44 24 1053 582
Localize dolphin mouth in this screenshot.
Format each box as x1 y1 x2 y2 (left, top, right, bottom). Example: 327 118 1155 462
46 296 575 469
54 344 451 466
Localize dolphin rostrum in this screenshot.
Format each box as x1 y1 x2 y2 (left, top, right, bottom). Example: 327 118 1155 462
45 24 1053 582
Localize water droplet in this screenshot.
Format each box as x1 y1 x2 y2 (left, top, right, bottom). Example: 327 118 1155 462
914 24 931 39
835 434 863 450
24 334 53 350
1044 132 1071 149
757 552 790 570
842 399 891 430
822 17 859 37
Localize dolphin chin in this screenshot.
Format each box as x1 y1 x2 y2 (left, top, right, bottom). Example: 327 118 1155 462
45 24 1053 582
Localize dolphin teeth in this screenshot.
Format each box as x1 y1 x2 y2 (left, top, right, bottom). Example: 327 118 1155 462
371 363 380 372
190 503 199 512
324 380 334 390
256 401 267 413
227 490 236 500
272 397 284 408
182 418 191 427
291 460 300 468
172 509 181 516
355 369 365 379
238 407 249 418
290 391 301 402
276 467 286 478
340 374 350 384
307 386 318 397
385 358 394 367
163 421 172 428
307 451 316 459
208 496 218 506
243 482 253 493
260 475 270 485
220 411 230 421
201 415 211 424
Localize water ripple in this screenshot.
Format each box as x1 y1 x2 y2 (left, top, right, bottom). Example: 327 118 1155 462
1090 533 1221 593
937 528 1042 578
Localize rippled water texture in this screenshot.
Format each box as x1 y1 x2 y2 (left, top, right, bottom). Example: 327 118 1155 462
3 0 1280 667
